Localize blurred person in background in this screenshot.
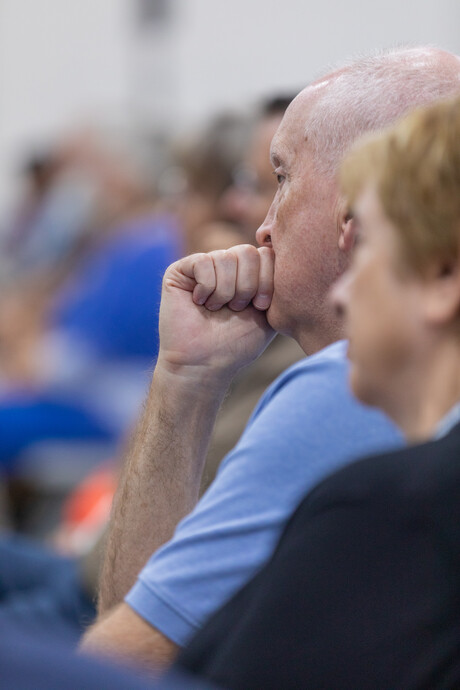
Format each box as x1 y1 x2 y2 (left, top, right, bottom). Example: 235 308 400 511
165 111 252 254
0 94 302 642
1 620 219 689
0 99 299 498
0 129 182 503
0 97 298 516
219 97 298 244
0 128 182 640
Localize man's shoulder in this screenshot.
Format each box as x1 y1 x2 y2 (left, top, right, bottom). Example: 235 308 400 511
239 338 401 477
126 342 399 647
252 340 349 413
272 339 348 382
250 339 398 439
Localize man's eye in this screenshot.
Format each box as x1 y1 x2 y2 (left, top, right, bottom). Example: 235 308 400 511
273 170 286 185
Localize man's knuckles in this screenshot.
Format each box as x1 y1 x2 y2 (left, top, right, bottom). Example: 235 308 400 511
163 246 270 310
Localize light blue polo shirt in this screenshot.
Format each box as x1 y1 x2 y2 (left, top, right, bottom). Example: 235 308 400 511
126 340 402 645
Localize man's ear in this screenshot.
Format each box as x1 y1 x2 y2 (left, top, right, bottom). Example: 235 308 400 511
338 208 355 253
423 256 460 326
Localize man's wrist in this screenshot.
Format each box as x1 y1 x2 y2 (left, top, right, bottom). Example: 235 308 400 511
154 355 235 398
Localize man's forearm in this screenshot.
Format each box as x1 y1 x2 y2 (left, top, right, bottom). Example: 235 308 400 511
98 245 274 613
98 361 231 613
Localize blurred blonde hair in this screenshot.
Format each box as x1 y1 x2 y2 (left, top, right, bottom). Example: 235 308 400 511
340 96 460 275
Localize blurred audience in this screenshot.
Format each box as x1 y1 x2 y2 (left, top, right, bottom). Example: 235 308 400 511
1 619 219 689
0 131 181 515
0 532 95 642
0 93 302 646
0 95 302 527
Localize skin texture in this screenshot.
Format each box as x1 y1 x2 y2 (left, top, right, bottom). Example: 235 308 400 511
256 88 348 354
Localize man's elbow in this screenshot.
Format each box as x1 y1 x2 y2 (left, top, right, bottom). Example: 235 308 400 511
80 602 179 674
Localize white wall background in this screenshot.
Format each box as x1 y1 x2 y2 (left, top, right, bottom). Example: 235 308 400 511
1 0 460 216
172 0 460 120
0 0 131 214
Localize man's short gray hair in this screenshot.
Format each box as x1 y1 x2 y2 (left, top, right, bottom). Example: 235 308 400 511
305 47 460 176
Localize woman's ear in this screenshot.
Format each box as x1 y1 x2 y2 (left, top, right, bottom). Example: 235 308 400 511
338 209 356 253
423 256 460 326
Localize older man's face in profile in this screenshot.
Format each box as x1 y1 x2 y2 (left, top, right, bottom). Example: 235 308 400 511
256 86 344 352
218 113 284 239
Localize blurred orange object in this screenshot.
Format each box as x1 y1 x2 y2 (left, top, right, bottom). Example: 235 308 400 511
54 462 116 556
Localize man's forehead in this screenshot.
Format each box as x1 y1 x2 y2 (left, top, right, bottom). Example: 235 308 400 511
269 88 320 165
270 71 343 160
269 130 289 168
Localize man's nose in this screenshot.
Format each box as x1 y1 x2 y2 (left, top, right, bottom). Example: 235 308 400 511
256 204 275 247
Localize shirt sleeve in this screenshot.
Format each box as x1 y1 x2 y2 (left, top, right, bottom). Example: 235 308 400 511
126 341 402 645
177 451 446 690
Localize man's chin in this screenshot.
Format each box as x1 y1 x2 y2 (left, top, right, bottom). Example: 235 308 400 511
265 302 282 332
266 302 294 339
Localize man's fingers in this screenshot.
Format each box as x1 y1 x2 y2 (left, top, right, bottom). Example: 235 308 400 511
204 250 238 310
165 245 274 312
191 254 218 305
228 245 261 311
253 247 274 310
165 253 216 306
